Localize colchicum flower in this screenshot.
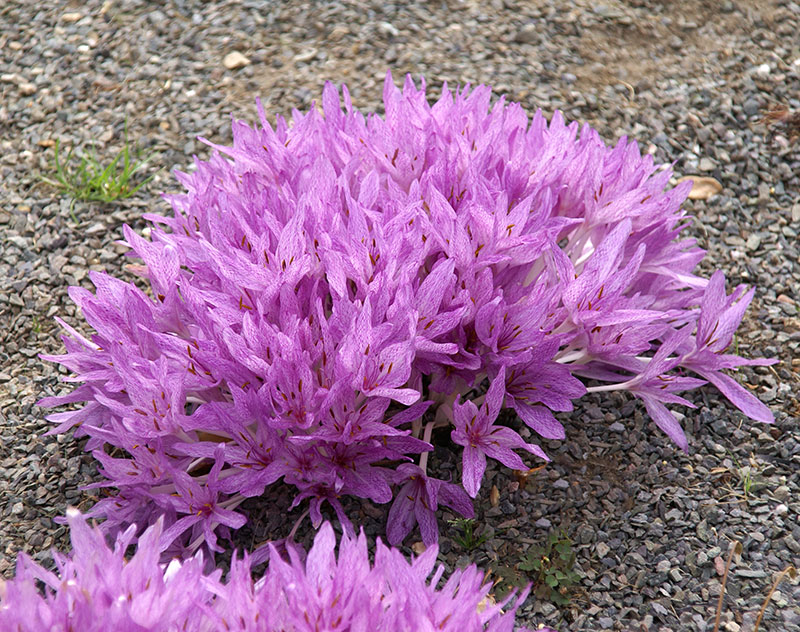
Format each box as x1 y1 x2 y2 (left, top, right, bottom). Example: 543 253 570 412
40 73 774 551
0 510 540 632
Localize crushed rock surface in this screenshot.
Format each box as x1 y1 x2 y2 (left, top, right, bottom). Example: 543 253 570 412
1 1 799 630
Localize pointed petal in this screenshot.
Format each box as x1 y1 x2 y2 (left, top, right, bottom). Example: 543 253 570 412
415 499 439 545
481 441 527 471
306 522 336 586
512 401 565 439
697 369 774 424
639 394 689 452
461 446 486 498
484 365 506 421
386 482 416 545
437 482 474 518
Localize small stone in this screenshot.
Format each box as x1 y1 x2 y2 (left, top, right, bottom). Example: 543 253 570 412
652 602 669 616
774 504 788 516
294 48 318 63
699 157 715 171
223 52 250 70
773 485 790 501
18 82 36 96
755 63 770 77
746 234 761 251
534 517 551 528
596 542 610 558
696 519 710 542
792 202 800 223
578 525 595 544
378 21 399 37
784 534 800 553
743 98 760 117
12 502 24 515
328 25 349 41
609 422 625 432
62 11 82 22
669 568 682 582
598 617 614 629
86 222 107 235
656 559 670 573
770 590 788 607
553 478 569 490
514 23 538 44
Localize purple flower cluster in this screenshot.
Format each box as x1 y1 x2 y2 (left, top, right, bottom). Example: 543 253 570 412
40 73 774 552
0 509 541 632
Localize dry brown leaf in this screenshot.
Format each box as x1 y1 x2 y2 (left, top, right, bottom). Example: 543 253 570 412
677 175 723 200
490 484 500 507
512 465 546 490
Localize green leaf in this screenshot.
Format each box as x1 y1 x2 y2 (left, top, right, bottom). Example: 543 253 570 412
551 592 570 606
556 542 571 556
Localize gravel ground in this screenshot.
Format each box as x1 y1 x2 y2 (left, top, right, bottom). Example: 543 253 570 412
1 0 799 630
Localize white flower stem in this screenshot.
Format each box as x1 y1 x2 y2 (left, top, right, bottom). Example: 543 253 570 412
418 421 435 474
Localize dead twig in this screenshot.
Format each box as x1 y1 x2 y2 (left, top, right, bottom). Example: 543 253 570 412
753 565 797 632
712 540 742 632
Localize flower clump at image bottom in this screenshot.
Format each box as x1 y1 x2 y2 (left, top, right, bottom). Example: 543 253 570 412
0 509 544 632
39 72 774 556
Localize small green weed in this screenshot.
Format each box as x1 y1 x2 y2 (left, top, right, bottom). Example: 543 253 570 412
489 528 581 606
448 518 488 551
518 529 581 606
41 125 155 218
721 450 764 502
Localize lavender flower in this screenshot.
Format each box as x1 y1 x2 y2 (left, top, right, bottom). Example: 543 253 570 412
40 73 774 549
0 510 538 632
452 366 548 498
387 463 474 545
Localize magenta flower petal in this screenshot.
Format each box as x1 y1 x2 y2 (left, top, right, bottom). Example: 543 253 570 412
1 512 537 631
